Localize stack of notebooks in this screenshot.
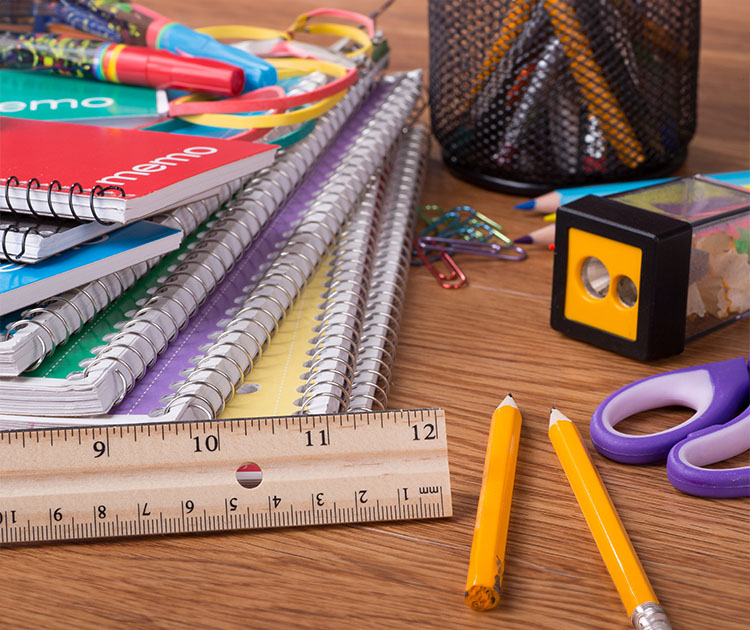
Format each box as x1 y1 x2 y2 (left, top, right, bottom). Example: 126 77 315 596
0 65 429 428
0 115 279 315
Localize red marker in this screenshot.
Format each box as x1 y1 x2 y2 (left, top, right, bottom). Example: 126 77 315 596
0 32 244 96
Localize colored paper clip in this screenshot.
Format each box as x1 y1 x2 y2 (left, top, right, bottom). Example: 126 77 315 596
468 209 513 245
418 236 527 261
413 238 468 289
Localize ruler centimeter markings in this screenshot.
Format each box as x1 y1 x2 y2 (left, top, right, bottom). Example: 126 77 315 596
0 408 452 545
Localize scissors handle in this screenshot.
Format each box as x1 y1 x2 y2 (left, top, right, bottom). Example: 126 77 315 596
667 407 750 498
590 357 749 464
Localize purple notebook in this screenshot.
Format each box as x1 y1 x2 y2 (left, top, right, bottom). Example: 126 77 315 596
112 81 392 415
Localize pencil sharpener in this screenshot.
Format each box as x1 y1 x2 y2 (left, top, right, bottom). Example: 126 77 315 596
550 175 750 361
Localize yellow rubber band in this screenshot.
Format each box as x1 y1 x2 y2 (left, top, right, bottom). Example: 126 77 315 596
196 25 290 41
197 21 372 59
176 89 346 129
267 58 348 78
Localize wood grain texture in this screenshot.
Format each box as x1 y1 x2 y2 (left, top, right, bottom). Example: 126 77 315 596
2 1 748 629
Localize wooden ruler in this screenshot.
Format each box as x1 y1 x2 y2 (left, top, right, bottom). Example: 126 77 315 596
0 408 452 545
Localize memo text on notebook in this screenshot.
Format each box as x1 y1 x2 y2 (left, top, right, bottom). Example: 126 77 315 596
0 117 278 224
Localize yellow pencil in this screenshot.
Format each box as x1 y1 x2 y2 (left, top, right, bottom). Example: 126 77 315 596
544 0 645 169
548 407 671 630
469 0 533 98
465 394 522 611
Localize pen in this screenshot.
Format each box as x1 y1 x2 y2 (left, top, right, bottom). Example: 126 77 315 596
57 0 276 91
515 170 750 212
548 407 671 630
465 394 522 611
0 31 244 96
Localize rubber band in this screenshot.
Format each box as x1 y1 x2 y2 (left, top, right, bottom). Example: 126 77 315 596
288 22 372 59
175 89 345 129
171 83 286 132
196 25 290 41
290 8 375 38
268 118 317 148
169 58 357 116
199 9 373 60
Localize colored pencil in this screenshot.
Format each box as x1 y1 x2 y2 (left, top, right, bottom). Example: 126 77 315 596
513 223 555 246
515 170 750 212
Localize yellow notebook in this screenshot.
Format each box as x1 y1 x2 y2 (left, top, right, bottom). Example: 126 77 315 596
220 257 332 418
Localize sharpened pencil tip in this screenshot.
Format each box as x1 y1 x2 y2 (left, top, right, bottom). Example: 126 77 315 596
549 407 571 427
513 235 533 244
515 200 535 210
497 394 518 410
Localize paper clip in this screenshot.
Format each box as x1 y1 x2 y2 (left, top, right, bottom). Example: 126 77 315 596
413 237 468 289
417 236 527 261
461 207 513 245
418 204 447 225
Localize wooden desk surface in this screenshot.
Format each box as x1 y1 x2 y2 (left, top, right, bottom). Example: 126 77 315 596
3 2 748 628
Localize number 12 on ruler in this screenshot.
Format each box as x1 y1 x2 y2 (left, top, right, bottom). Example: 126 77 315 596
0 409 452 544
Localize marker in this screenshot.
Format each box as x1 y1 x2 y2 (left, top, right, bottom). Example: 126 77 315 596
515 170 750 212
465 394 523 611
548 407 671 630
57 0 276 91
0 32 244 96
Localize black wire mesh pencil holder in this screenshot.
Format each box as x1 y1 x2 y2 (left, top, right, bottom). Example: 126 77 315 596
428 0 700 195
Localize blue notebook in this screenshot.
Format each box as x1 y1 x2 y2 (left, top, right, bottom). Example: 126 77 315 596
0 221 181 315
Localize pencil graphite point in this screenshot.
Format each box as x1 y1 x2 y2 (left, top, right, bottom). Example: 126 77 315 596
498 393 518 410
549 407 570 427
515 200 535 210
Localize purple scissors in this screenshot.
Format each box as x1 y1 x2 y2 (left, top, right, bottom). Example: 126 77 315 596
590 357 750 498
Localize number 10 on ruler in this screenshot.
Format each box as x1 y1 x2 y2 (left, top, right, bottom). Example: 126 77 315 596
0 409 452 544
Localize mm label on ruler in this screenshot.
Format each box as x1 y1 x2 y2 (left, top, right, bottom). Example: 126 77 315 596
0 408 452 545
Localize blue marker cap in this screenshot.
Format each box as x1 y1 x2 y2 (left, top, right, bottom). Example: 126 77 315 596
157 23 277 91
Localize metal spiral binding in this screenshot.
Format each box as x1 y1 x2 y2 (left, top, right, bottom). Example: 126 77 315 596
0 188 230 377
0 223 38 262
3 175 125 223
297 172 386 414
75 61 393 410
163 71 423 420
348 124 430 412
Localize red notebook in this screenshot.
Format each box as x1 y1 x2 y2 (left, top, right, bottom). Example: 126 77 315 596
0 117 277 223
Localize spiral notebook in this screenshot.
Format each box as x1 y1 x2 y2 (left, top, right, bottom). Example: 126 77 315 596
0 70 333 375
0 117 277 224
217 125 428 419
0 121 428 428
0 220 182 316
0 68 422 422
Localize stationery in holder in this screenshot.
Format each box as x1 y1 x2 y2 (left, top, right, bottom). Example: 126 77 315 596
0 221 182 316
0 64 408 419
0 117 277 224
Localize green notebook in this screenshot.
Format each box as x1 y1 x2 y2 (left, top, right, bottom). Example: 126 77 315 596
0 70 168 128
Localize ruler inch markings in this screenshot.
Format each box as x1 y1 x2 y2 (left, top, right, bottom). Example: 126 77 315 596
0 409 451 545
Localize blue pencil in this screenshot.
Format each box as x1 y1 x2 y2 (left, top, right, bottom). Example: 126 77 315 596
515 170 750 213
